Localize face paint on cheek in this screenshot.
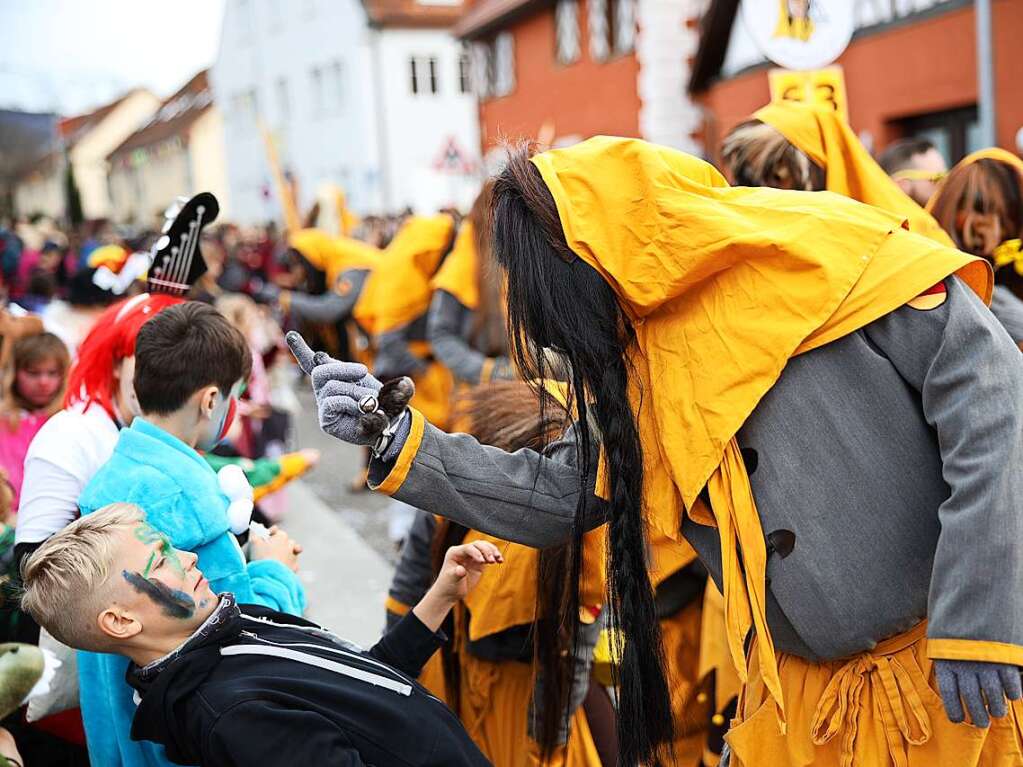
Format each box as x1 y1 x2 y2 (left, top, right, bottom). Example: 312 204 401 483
216 397 238 443
122 571 196 620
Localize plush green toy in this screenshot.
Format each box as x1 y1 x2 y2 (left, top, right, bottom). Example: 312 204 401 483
0 643 44 720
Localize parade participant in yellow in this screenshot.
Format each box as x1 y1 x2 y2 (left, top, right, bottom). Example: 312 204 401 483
387 380 607 766
355 214 457 428
290 136 1023 767
722 101 953 246
927 148 1023 345
259 228 380 363
428 184 515 386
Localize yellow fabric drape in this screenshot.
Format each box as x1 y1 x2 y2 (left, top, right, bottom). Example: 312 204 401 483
432 222 480 310
353 214 455 336
754 102 954 246
288 228 381 289
531 135 990 730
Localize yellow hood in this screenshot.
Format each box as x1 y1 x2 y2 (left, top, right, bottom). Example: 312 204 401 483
754 101 954 246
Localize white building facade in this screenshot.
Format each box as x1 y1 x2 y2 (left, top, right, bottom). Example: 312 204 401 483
212 0 480 225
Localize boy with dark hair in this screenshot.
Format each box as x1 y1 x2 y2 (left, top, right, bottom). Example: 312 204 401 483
878 137 948 207
75 301 307 767
21 504 498 767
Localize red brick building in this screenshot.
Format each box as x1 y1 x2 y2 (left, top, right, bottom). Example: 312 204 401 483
689 0 1023 164
454 0 708 159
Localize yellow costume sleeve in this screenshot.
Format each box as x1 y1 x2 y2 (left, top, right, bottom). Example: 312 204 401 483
288 228 380 289
532 134 990 729
754 101 955 247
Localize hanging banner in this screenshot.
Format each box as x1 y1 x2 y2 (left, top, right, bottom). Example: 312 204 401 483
768 65 848 121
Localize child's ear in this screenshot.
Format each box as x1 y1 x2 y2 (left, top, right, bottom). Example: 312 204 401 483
97 606 143 642
199 386 221 418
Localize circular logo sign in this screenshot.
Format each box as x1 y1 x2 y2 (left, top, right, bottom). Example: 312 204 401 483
741 0 855 70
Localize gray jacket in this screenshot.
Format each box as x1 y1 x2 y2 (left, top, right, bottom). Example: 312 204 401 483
427 290 513 384
369 277 1023 662
285 268 370 325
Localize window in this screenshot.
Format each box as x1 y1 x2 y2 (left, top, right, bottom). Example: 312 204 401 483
329 61 346 111
470 42 493 100
310 67 324 116
589 0 634 61
276 78 289 122
555 0 581 65
426 57 438 94
494 33 515 96
410 57 420 95
458 50 471 94
897 106 981 165
613 0 635 54
470 34 514 100
237 0 255 43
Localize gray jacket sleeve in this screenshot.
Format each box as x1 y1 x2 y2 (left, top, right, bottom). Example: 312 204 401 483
286 268 368 325
368 422 606 549
374 327 427 380
387 511 438 624
427 290 512 384
864 276 1023 653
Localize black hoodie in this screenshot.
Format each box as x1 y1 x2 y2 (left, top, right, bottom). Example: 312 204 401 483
127 596 490 766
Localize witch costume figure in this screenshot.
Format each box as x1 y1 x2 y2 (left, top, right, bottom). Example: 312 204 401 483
291 137 1023 767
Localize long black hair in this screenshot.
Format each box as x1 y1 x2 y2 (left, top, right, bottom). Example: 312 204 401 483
491 144 674 765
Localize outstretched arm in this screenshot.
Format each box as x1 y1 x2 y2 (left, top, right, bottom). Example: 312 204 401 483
287 332 606 549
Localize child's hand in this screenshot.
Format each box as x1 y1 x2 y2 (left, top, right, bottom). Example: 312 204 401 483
434 541 504 602
249 526 303 572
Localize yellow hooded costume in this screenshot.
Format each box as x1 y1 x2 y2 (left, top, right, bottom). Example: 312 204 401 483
530 136 997 764
754 102 954 247
355 215 457 426
380 135 999 765
288 228 381 292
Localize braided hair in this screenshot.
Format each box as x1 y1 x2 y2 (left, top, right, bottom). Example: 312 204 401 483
490 144 674 765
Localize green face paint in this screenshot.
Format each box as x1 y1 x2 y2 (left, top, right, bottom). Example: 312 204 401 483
134 524 185 576
141 551 156 578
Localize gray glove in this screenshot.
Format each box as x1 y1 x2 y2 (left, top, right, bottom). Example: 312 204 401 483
934 659 1022 727
287 332 414 457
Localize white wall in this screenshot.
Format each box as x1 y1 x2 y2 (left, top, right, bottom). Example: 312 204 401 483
108 140 191 228
211 0 382 225
372 28 482 214
14 170 64 220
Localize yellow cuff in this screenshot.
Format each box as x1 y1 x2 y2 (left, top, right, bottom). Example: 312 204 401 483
385 595 412 617
369 408 426 495
928 638 1023 666
479 357 495 384
279 289 292 314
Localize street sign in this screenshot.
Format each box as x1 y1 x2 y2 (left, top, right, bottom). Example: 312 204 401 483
742 0 855 70
433 136 476 175
768 65 848 121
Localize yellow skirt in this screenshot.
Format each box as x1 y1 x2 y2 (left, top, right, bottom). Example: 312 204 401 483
662 599 710 765
459 652 602 767
727 621 1023 767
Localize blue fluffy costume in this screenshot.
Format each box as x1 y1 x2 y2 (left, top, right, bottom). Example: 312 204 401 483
77 418 306 767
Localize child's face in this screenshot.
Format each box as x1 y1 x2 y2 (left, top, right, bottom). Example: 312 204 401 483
104 522 218 642
196 380 243 452
17 359 63 409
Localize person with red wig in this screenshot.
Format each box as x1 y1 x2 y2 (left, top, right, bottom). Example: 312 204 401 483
14 293 182 569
